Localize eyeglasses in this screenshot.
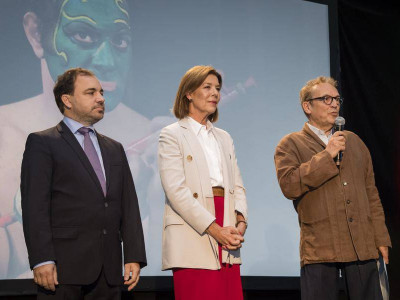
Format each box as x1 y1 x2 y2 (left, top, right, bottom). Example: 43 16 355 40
306 95 343 105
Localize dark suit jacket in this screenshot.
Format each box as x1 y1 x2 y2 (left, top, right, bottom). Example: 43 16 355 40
21 121 146 285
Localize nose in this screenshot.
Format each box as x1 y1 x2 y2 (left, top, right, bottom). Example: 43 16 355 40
91 41 117 73
211 86 219 97
96 93 105 103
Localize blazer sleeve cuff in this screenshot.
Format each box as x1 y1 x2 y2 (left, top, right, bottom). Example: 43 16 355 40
235 205 248 222
195 215 216 235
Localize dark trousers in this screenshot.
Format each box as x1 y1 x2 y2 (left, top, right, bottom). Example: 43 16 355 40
301 260 383 300
37 268 121 300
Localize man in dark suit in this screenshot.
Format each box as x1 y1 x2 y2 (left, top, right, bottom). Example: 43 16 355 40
21 68 147 299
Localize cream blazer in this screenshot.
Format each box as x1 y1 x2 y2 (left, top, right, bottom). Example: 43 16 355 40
158 118 248 270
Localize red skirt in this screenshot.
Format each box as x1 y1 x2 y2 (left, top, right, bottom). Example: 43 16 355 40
173 195 243 300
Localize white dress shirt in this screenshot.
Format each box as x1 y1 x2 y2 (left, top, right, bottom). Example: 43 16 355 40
187 117 224 187
307 123 333 145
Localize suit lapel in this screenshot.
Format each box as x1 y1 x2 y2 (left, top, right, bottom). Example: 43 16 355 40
57 121 105 197
96 132 111 192
178 119 213 198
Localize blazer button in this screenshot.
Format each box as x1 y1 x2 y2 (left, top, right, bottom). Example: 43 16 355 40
187 155 193 162
348 217 353 223
346 200 351 205
193 193 198 199
343 182 348 186
104 202 109 208
103 229 107 235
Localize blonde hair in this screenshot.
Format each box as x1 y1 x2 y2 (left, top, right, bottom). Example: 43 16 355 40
173 65 222 122
299 76 337 105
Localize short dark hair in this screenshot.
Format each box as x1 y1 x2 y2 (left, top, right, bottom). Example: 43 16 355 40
53 68 95 114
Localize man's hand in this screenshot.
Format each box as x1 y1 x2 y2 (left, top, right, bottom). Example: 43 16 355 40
206 222 244 250
124 262 141 291
326 131 346 158
33 264 58 291
378 246 389 264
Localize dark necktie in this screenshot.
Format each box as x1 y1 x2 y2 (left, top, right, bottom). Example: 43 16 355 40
77 127 106 196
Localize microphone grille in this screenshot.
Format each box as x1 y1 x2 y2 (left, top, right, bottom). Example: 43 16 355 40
335 116 345 126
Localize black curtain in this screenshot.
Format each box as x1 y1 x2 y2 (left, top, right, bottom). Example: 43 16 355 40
338 0 400 297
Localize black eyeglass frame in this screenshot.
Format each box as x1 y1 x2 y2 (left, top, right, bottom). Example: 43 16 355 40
306 95 344 105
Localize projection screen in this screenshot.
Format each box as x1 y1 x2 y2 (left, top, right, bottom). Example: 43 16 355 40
0 0 331 278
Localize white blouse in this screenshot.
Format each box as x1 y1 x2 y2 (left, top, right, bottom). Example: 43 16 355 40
187 117 224 187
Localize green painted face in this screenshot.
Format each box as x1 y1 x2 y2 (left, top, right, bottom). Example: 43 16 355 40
45 0 132 111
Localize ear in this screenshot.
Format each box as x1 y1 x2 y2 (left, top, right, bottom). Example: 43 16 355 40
185 92 192 101
302 101 312 115
61 94 72 109
23 12 44 59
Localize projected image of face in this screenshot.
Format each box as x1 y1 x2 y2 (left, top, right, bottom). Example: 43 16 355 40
45 0 132 111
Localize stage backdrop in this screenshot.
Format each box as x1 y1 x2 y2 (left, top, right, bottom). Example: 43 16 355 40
0 0 331 278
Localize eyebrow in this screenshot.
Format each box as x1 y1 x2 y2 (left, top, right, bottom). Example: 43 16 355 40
84 88 103 93
203 82 220 86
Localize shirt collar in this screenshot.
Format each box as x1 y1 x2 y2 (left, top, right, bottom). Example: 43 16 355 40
306 122 333 138
63 116 96 135
186 116 213 136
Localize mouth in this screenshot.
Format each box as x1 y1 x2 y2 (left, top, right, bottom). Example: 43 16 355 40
93 106 105 113
100 81 117 92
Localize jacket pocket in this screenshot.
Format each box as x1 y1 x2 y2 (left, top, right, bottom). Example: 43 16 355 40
301 216 336 261
52 227 79 239
164 214 184 228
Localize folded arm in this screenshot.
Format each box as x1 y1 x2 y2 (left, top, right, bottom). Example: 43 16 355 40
274 137 339 200
158 127 215 234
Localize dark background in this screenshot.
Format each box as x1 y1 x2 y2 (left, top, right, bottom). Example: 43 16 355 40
1 0 399 299
339 0 400 299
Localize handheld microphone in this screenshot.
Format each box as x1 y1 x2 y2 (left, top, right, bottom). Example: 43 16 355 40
334 116 345 166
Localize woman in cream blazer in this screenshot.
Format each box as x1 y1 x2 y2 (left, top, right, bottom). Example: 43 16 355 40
158 65 248 300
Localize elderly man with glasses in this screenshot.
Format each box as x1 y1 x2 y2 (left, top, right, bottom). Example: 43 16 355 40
274 76 391 300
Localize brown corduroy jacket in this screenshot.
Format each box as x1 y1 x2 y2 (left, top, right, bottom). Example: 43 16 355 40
274 123 391 266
